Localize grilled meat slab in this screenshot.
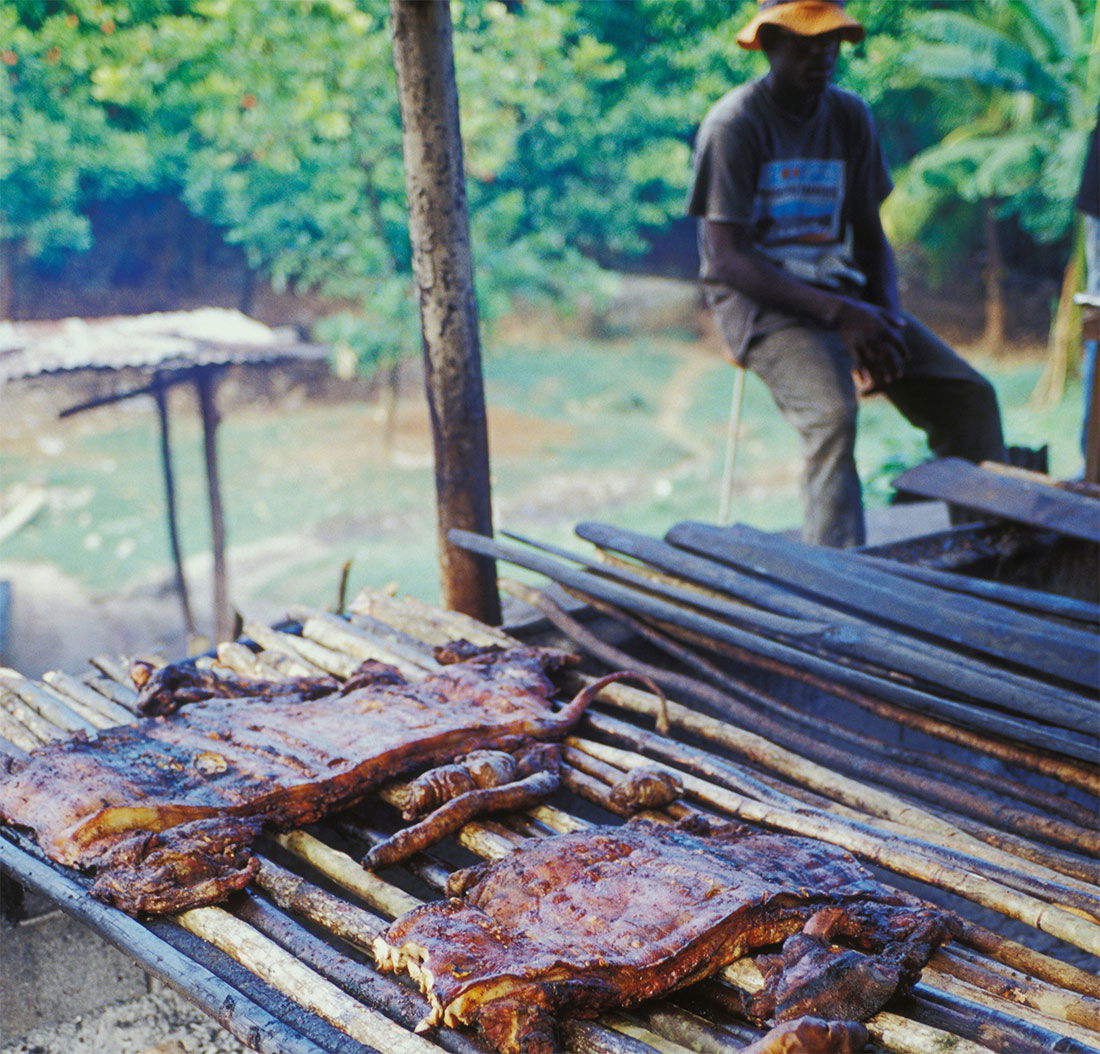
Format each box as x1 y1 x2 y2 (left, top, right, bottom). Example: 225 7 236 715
0 645 604 914
375 818 955 1054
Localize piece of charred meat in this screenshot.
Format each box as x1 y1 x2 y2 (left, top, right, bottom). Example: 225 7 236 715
0 645 642 914
132 659 341 716
607 765 682 815
375 818 955 1054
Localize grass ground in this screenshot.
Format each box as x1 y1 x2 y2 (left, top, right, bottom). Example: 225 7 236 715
0 330 1084 654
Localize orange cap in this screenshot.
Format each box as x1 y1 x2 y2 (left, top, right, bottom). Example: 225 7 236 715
737 0 865 51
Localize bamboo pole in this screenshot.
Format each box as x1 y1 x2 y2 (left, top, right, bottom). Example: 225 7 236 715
511 555 1098 797
41 670 135 728
0 667 98 735
177 905 442 1053
551 568 1097 829
567 735 1100 956
241 620 352 678
514 579 1099 855
571 691 1100 910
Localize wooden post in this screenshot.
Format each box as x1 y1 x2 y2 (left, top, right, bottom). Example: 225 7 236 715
195 366 231 643
389 0 501 625
152 376 198 638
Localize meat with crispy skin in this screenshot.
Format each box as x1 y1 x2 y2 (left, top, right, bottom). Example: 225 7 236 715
374 818 955 1054
0 646 606 914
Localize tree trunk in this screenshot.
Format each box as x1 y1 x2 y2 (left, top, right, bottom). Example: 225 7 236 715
981 200 1006 356
388 0 501 624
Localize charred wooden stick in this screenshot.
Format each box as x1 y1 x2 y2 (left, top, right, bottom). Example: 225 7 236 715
503 529 1097 736
933 947 1100 1027
560 571 1098 830
177 904 442 1053
665 520 1098 690
520 578 1099 854
466 529 1096 752
655 615 1099 795
570 688 1100 911
364 770 560 870
236 890 491 1054
566 735 1100 956
907 981 1099 1054
921 965 1100 1044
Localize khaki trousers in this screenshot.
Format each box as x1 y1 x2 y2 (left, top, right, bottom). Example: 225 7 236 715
739 314 1006 548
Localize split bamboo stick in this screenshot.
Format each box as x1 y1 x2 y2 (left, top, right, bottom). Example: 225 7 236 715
0 667 97 735
920 966 1100 1045
567 735 1100 955
0 688 60 744
573 692 1100 906
553 569 1097 830
241 620 348 677
41 669 135 727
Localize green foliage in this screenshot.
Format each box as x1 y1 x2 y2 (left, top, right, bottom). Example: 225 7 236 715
884 0 1097 251
4 0 1097 371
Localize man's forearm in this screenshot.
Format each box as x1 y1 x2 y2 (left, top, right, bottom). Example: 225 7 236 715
707 246 848 328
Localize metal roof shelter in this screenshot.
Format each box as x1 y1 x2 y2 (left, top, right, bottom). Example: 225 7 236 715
1 309 330 644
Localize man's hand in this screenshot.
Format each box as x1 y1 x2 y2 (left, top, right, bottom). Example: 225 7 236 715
834 297 908 393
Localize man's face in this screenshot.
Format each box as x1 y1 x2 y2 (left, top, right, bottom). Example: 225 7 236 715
763 27 843 99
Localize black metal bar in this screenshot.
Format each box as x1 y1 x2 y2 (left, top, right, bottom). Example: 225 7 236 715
450 529 1098 762
667 521 1099 691
0 833 330 1054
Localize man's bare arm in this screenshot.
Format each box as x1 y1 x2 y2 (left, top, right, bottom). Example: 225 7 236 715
704 219 906 388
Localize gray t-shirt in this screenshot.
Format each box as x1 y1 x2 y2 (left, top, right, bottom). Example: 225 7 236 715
688 78 892 362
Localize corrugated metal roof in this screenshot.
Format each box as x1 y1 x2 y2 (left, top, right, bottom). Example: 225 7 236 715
0 309 329 384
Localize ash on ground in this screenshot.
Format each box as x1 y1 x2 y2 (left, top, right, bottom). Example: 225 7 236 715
0 981 250 1054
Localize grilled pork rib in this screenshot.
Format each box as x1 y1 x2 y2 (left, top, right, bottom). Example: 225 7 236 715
375 818 955 1054
0 645 631 914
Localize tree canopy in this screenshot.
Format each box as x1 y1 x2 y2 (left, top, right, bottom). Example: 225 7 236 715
3 0 1097 369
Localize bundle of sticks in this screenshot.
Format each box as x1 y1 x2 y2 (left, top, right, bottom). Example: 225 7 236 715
0 581 1098 1054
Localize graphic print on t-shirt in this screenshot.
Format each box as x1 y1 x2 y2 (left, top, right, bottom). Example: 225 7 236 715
755 159 844 246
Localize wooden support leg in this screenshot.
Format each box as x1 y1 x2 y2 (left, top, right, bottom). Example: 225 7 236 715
153 377 197 638
195 367 230 644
